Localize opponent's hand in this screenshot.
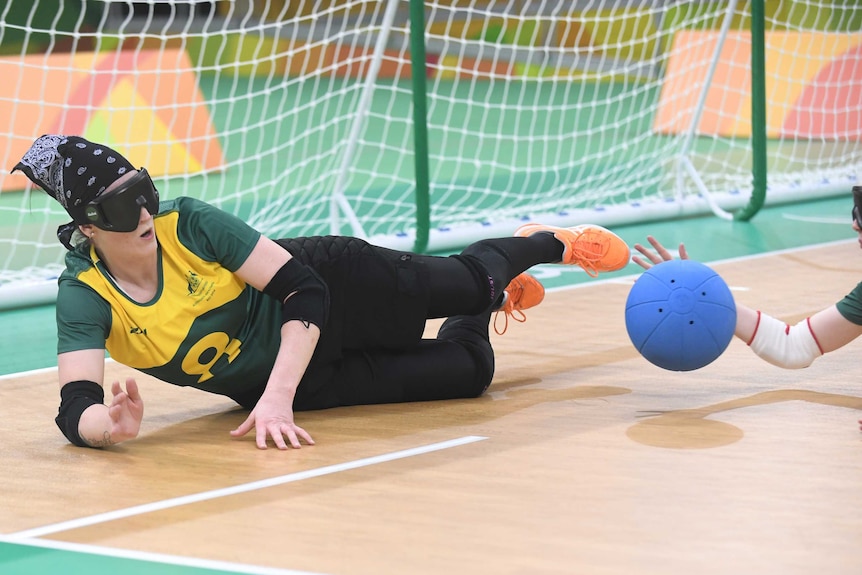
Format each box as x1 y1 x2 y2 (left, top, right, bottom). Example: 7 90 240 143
632 235 689 270
230 389 314 450
108 378 144 442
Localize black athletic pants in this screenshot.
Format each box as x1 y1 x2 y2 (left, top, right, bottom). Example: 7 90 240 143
257 233 563 411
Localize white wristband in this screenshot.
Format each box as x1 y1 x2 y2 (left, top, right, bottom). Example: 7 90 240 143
748 311 823 369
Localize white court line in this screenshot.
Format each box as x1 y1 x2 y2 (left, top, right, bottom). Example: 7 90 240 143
6 435 487 540
0 357 118 381
0 365 57 381
780 214 849 224
0 535 327 575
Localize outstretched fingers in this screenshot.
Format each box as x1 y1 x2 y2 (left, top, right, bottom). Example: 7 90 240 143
632 236 688 269
109 378 141 410
289 424 314 447
231 414 315 450
106 377 144 441
124 378 141 402
260 423 314 450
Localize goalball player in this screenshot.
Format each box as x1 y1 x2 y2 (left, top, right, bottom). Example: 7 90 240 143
14 134 631 449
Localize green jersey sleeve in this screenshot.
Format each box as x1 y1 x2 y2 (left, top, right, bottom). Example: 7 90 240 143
56 279 113 353
835 281 862 325
169 197 262 271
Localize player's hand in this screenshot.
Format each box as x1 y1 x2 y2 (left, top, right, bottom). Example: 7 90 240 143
230 389 314 450
632 235 689 270
108 378 144 442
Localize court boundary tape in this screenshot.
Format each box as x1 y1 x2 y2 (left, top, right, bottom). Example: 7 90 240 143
5 435 487 542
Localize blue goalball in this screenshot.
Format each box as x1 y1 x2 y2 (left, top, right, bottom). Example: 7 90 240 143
625 259 736 372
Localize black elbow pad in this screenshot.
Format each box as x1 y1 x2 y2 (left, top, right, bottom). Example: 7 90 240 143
263 258 330 328
56 380 104 447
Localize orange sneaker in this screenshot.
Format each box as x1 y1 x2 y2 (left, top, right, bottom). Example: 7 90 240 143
494 272 545 335
514 223 630 278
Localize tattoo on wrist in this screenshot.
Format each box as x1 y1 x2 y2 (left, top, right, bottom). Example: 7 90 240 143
85 431 115 448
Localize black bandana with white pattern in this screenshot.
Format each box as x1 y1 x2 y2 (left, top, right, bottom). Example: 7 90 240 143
13 134 136 248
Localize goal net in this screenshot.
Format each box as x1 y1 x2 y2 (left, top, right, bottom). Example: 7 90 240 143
0 0 860 308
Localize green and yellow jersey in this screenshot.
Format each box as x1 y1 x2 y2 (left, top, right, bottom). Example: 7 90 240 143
56 197 284 397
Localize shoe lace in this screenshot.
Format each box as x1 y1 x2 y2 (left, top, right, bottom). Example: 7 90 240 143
493 302 528 335
567 231 606 278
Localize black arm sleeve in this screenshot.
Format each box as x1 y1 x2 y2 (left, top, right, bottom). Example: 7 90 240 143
262 257 330 329
55 380 104 447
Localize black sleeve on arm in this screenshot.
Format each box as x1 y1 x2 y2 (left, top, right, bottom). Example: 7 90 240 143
56 380 105 447
262 258 330 329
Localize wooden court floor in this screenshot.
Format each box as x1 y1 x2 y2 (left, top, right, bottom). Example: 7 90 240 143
1 242 861 575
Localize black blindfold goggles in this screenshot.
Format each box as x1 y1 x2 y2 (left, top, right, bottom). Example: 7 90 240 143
853 185 862 229
84 168 159 232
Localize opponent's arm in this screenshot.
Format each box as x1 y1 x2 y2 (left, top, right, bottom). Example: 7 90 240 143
56 349 143 447
633 236 862 368
230 236 325 449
